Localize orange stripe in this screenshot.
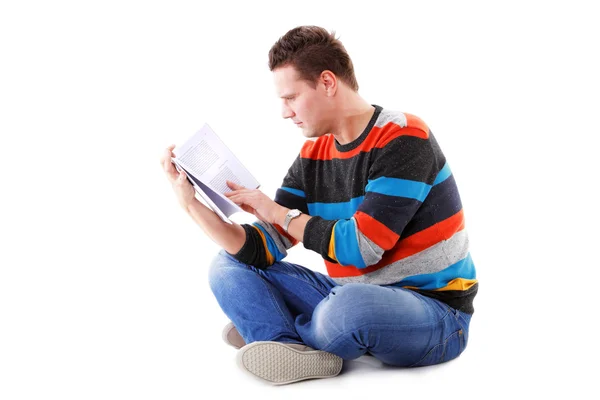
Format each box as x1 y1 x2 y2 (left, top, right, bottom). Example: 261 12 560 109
273 223 298 247
253 226 274 265
404 113 429 136
300 120 429 161
402 278 477 291
327 225 338 261
354 211 399 250
325 210 465 278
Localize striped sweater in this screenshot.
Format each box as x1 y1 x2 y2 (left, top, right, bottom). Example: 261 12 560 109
231 105 478 314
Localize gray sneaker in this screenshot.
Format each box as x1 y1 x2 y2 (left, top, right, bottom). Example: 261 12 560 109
222 322 246 349
236 341 343 385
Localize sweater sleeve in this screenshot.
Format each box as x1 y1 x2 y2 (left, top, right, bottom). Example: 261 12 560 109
227 154 307 268
303 132 442 268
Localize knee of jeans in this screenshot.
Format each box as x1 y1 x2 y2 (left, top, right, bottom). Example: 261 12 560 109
311 284 365 339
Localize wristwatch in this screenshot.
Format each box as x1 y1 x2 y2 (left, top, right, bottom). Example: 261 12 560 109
283 209 302 233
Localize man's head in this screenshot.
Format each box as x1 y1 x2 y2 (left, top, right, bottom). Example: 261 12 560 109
268 26 359 138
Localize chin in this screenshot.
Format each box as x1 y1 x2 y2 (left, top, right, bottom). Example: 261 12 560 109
303 129 322 139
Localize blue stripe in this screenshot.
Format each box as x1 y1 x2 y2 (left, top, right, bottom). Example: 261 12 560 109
433 162 451 185
365 177 431 202
333 219 366 268
396 253 476 289
400 175 462 238
252 223 286 262
280 186 306 198
307 196 364 220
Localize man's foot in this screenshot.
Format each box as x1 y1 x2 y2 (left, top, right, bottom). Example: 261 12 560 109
236 341 343 385
222 322 245 349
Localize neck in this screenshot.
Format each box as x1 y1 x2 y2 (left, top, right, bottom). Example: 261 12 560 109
329 93 375 146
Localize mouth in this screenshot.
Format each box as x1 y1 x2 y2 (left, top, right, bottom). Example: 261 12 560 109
294 122 303 127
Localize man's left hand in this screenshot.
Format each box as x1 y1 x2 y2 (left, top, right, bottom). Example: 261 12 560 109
225 181 286 225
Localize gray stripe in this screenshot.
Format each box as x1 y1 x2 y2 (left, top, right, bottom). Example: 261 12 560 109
355 219 385 266
374 109 407 129
332 229 469 286
255 221 292 256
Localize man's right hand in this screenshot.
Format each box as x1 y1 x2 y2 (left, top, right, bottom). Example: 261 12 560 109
160 144 196 210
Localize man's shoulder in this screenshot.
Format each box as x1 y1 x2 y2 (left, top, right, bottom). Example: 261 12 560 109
375 107 429 136
369 108 431 151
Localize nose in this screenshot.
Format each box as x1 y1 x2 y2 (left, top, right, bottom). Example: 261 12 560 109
281 103 295 119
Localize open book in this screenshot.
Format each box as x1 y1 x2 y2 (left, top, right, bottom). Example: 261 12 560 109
171 123 260 224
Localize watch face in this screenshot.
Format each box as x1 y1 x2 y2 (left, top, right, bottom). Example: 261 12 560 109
289 209 301 217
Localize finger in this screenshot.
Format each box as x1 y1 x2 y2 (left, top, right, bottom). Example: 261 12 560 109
163 157 175 174
164 148 175 161
164 160 178 181
168 145 176 158
226 188 253 197
228 195 244 205
224 189 246 197
178 170 187 182
226 180 246 190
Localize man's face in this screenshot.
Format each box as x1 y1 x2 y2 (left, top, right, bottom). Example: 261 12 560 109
273 65 331 139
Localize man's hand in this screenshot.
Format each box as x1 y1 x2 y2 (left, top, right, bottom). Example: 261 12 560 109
160 144 196 210
225 181 287 225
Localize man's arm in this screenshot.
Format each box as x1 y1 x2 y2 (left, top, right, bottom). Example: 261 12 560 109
184 198 246 255
273 206 311 244
161 144 248 255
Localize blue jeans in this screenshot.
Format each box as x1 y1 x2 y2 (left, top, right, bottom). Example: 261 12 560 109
208 250 472 367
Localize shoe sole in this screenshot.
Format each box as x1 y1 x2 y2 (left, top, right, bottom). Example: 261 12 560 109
237 341 343 385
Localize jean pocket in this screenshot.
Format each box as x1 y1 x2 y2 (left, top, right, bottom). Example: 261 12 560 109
409 329 465 368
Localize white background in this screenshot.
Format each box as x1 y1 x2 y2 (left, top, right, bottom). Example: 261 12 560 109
1 0 598 398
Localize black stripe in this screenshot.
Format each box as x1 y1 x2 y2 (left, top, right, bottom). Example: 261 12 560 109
358 192 422 235
368 134 442 184
401 174 464 239
280 154 304 191
303 216 338 262
274 189 309 214
301 156 372 202
411 283 478 314
301 135 444 204
228 224 270 269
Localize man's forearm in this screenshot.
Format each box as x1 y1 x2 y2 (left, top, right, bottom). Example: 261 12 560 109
274 207 312 244
184 199 246 255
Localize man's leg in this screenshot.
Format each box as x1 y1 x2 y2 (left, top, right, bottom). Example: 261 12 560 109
295 283 472 367
207 249 337 345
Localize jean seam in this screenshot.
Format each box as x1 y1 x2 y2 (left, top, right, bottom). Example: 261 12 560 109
266 268 333 298
410 320 464 367
255 268 296 334
224 250 333 298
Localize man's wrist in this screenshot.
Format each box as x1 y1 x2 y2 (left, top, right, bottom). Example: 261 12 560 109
276 207 290 226
182 197 201 214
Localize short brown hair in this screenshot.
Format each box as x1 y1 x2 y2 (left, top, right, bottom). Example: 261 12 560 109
268 26 359 92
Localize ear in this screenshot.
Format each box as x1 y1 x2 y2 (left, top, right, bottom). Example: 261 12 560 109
320 70 337 96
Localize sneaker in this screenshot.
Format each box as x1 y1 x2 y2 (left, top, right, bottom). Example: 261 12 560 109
222 322 245 349
236 341 343 385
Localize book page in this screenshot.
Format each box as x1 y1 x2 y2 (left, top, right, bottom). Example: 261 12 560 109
172 160 236 224
171 123 260 222
173 123 260 193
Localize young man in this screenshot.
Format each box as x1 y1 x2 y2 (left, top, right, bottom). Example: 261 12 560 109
160 26 478 385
